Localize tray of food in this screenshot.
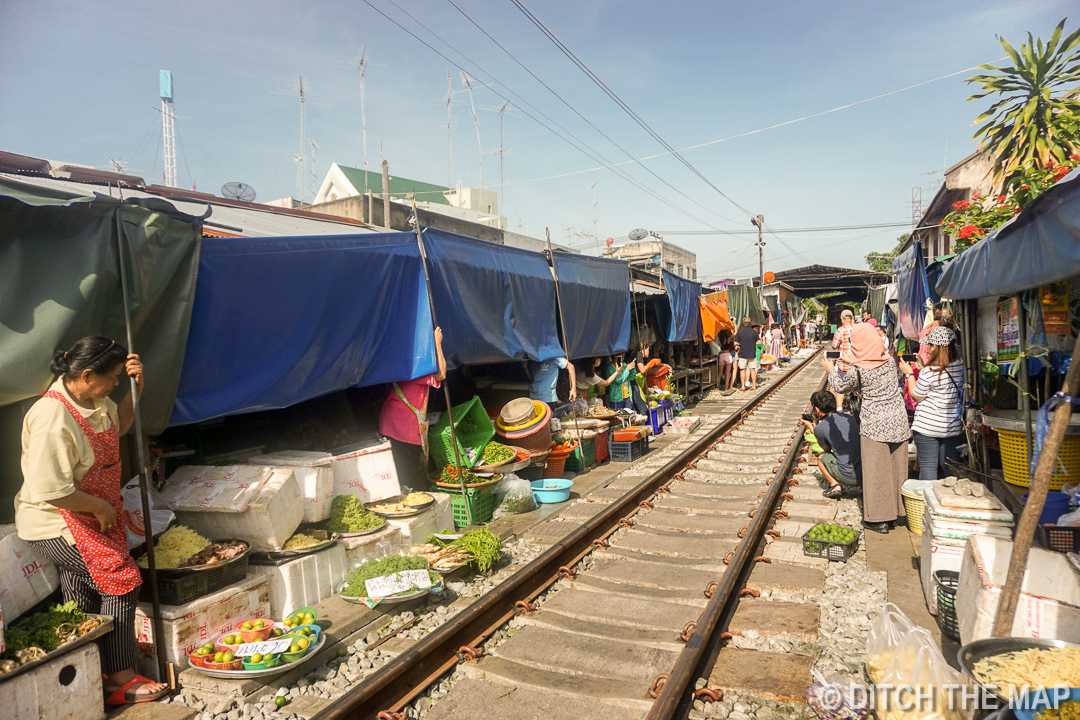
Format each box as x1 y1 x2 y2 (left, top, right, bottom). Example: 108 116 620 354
191 633 325 679
365 492 435 518
134 525 249 576
473 441 517 471
958 636 1080 702
0 607 113 682
404 543 471 573
337 555 443 605
256 530 337 560
321 496 388 537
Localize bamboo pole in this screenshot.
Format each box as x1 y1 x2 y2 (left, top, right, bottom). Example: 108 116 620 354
112 191 169 685
993 330 1080 636
546 229 580 437
410 200 471 524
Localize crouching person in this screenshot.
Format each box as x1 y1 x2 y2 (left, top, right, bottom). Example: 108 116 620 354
799 390 861 499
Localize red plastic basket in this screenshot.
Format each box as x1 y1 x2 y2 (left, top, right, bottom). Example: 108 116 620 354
542 455 568 478
594 428 610 462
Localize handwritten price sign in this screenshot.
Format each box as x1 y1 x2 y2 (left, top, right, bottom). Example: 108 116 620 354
234 638 293 658
364 569 432 598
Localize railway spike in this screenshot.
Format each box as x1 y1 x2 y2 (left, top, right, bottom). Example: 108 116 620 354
679 621 698 642
780 492 794 501
773 510 789 519
753 556 772 563
558 565 578 579
695 687 724 702
618 517 635 528
704 580 720 598
648 673 670 699
457 645 484 662
591 539 609 549
722 551 735 566
765 530 781 539
514 600 536 615
639 500 654 509
719 631 735 643
737 526 748 539
739 588 760 598
377 712 406 720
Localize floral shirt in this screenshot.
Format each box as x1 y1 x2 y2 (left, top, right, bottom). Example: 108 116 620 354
832 324 853 370
828 358 910 444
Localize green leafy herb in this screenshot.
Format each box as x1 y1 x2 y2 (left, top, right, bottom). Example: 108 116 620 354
324 496 384 533
479 442 514 465
340 555 440 597
3 601 87 657
448 528 503 573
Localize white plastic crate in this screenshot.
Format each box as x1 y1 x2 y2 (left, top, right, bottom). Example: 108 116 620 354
330 441 401 503
248 543 347 618
245 450 334 523
0 640 105 720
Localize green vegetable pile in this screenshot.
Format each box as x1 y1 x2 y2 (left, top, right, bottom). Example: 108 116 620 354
807 523 858 544
340 555 440 598
479 442 514 466
324 496 384 533
427 528 503 573
3 601 86 657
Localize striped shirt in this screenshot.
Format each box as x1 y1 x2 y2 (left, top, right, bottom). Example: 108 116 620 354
911 361 964 437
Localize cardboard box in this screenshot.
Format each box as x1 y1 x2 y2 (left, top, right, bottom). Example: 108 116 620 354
0 641 104 720
0 525 60 625
248 543 347 618
160 465 305 552
134 574 270 673
330 441 401 502
244 451 334 523
956 534 1080 643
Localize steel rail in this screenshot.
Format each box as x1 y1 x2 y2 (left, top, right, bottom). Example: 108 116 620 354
647 356 828 719
316 350 824 720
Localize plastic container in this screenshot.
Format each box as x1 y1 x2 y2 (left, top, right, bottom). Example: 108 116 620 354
1039 524 1080 553
203 657 243 672
286 606 317 626
934 569 960 640
565 436 597 472
241 654 281 670
594 428 610 462
1021 492 1071 525
430 396 496 469
140 552 249 606
996 428 1080 489
648 405 667 434
500 398 535 426
531 479 573 504
900 479 934 535
495 403 553 455
440 482 497 527
187 651 214 668
610 438 647 462
801 526 860 562
237 618 274 643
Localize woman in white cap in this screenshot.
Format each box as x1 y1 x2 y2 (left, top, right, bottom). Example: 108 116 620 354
899 326 965 480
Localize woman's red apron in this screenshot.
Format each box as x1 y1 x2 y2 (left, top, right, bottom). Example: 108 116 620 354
43 391 141 595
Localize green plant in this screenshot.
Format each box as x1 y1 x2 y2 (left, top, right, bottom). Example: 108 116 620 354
966 19 1080 189
865 233 911 272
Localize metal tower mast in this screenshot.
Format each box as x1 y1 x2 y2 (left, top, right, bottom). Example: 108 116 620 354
159 70 177 187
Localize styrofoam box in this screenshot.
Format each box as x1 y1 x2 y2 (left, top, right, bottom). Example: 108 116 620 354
387 493 454 546
330 441 400 503
244 451 335 523
160 465 304 552
0 525 59 625
249 543 347 619
919 518 967 615
339 525 402 570
134 573 270 674
956 534 1080 644
0 641 105 720
666 417 702 435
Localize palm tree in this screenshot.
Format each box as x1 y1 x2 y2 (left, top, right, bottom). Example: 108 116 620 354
967 19 1080 188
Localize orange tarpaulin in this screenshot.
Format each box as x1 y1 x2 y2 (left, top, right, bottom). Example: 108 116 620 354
700 290 735 342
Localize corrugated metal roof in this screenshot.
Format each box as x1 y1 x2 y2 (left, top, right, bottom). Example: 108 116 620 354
1 173 381 237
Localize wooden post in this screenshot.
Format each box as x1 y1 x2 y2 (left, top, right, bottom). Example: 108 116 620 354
993 330 1080 636
381 160 391 229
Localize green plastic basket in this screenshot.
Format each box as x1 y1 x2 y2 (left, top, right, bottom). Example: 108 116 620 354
429 396 496 469
565 436 596 472
440 483 497 527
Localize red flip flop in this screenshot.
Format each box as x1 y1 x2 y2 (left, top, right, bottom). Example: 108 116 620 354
104 674 169 705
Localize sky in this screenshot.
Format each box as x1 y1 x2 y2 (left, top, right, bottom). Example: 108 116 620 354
1 0 1074 281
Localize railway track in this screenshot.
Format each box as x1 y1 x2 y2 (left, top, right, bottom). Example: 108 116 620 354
319 351 829 720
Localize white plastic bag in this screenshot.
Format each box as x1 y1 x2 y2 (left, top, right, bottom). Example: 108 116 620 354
1057 508 1080 526
121 476 175 550
492 473 537 519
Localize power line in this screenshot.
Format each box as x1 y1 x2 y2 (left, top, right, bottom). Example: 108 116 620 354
510 0 755 219
363 0 735 234
443 0 743 226
656 221 913 235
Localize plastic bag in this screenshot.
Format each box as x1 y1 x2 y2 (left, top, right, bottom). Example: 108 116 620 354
492 473 537 519
806 670 870 720
121 475 174 550
1057 509 1080 526
867 603 974 720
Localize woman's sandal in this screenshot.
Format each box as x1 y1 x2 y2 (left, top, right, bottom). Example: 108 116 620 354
104 674 169 705
822 486 843 499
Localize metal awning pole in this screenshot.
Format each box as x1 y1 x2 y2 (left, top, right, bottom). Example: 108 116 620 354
410 202 471 524
546 229 580 432
112 192 169 685
1017 294 1033 462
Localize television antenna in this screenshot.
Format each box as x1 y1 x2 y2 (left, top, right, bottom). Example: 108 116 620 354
460 72 486 190
221 182 256 202
272 76 334 203
358 48 370 192
483 100 520 217
590 179 601 252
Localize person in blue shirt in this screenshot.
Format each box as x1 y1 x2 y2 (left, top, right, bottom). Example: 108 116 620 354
799 390 862 499
525 356 576 409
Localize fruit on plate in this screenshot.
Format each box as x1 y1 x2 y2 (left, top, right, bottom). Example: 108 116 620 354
289 642 302 653
252 619 265 630
250 653 264 663
240 621 253 631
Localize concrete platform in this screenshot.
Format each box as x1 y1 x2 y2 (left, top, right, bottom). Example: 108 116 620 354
538 588 700 632
762 538 828 568
425 677 638 720
707 647 815 702
109 703 197 720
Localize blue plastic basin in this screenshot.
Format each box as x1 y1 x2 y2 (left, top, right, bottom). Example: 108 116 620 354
1021 492 1071 525
1012 686 1080 720
531 479 573 504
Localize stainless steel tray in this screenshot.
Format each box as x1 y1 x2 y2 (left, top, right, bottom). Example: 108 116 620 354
0 614 114 684
191 634 326 679
958 636 1080 701
364 494 436 518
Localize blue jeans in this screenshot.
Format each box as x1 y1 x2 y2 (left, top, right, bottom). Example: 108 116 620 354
912 431 965 480
611 397 634 411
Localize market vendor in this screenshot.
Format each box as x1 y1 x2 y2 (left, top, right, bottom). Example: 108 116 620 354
575 357 623 402
379 326 447 490
601 355 634 411
14 335 168 705
525 355 576 412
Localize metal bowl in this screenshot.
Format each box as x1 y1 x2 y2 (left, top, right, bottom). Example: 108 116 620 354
958 636 1080 702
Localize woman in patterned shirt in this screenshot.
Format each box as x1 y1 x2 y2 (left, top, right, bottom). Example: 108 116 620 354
822 323 911 534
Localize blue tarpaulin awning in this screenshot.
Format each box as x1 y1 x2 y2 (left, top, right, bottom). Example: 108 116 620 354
937 169 1080 299
894 240 930 340
551 251 631 359
170 233 437 426
660 270 702 342
422 228 563 366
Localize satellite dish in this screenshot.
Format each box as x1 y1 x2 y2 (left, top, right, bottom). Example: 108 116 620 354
628 227 648 242
764 271 775 284
605 237 614 246
221 182 256 202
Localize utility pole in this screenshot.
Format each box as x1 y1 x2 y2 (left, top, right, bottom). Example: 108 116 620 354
382 159 391 229
752 214 766 290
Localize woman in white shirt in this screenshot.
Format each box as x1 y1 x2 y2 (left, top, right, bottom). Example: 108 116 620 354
898 326 965 480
